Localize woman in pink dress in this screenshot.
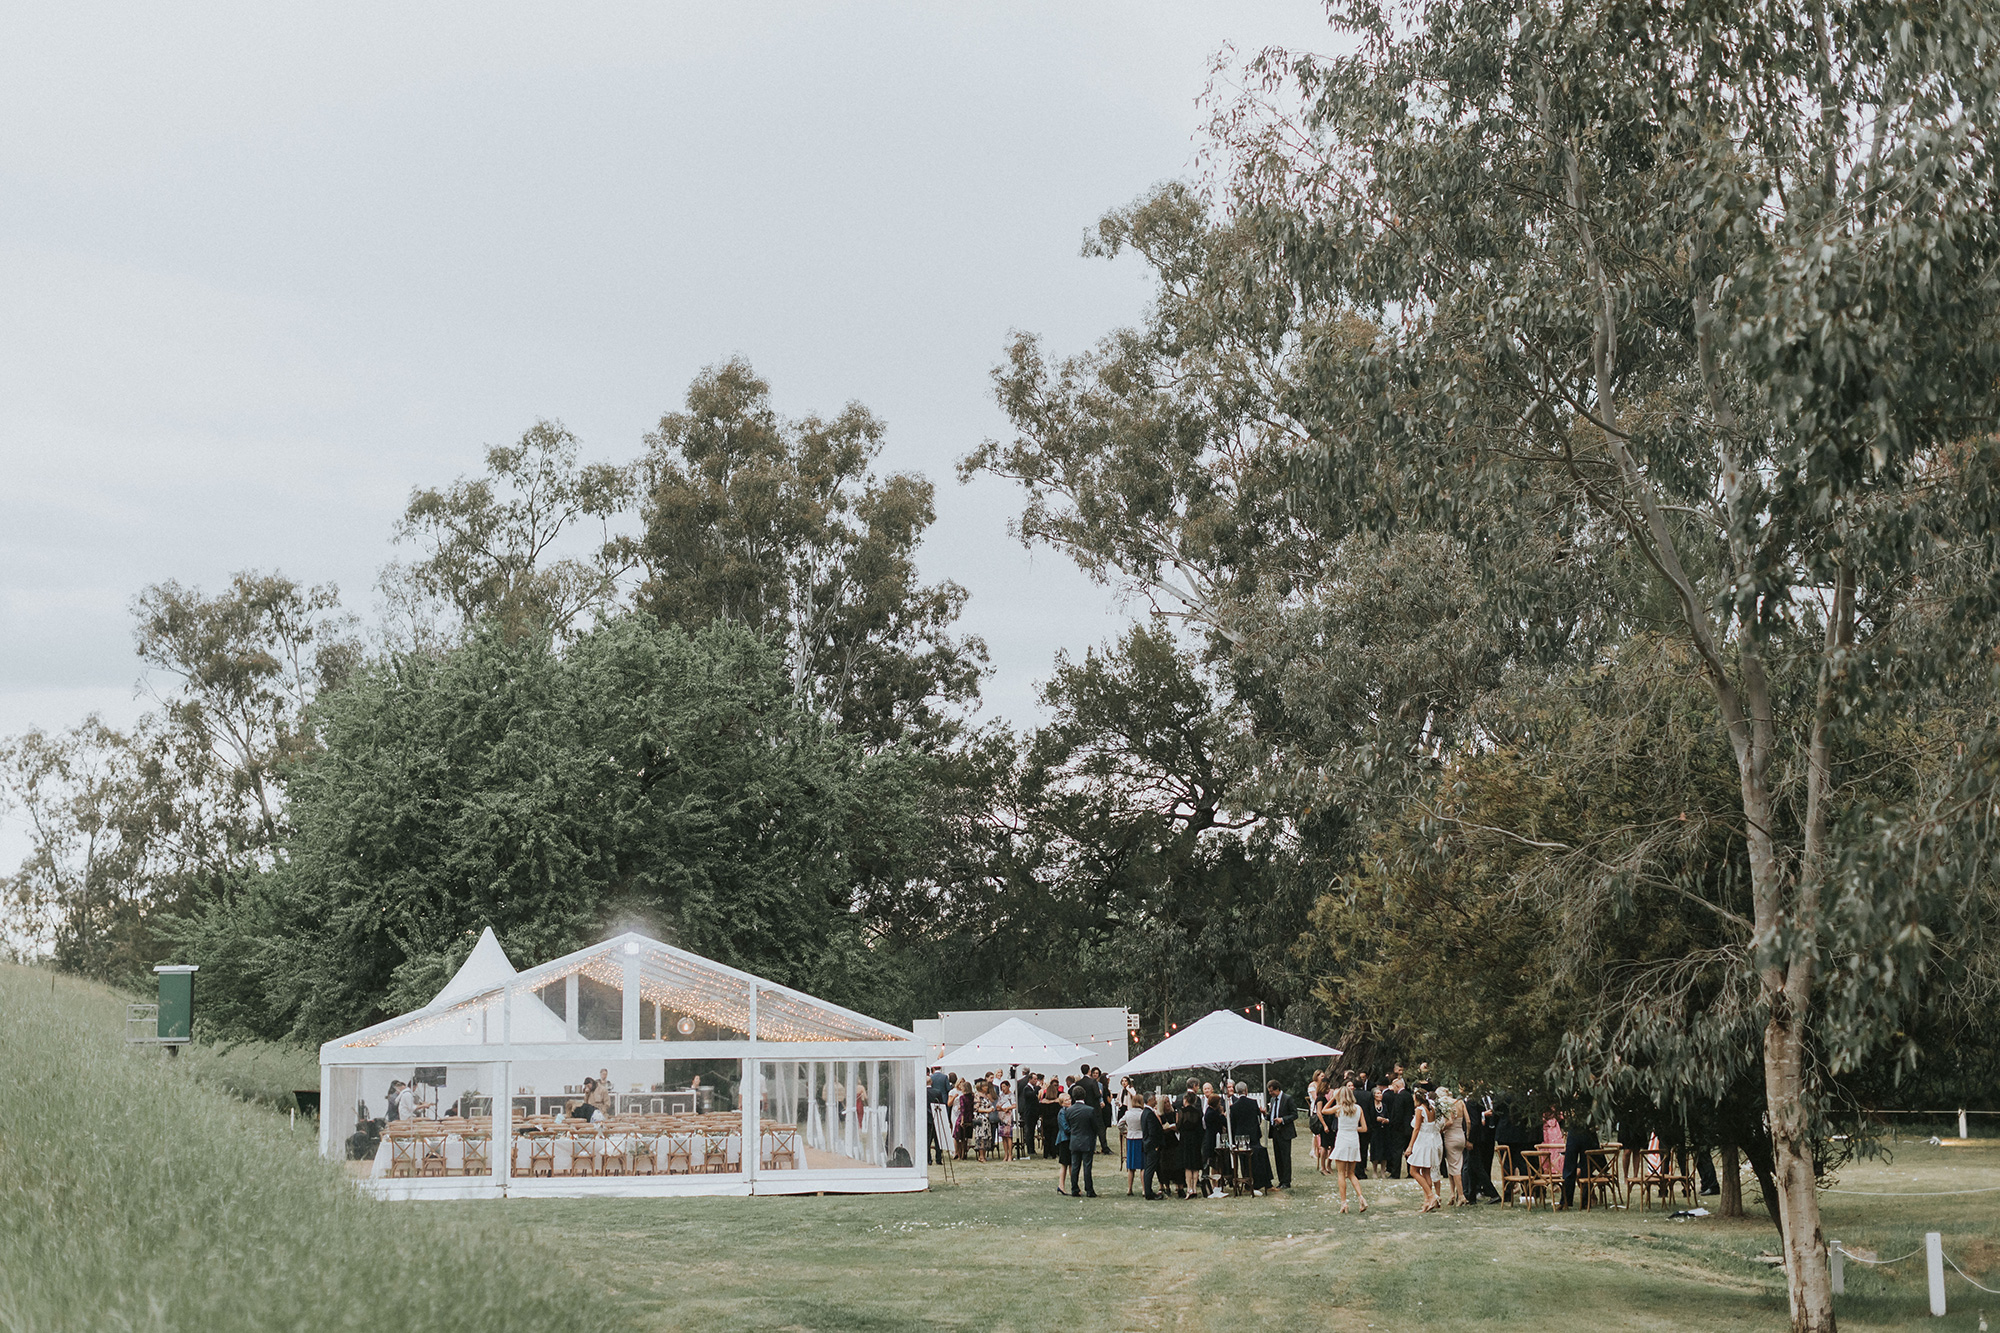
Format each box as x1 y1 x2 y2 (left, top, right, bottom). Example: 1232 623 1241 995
1541 1108 1566 1179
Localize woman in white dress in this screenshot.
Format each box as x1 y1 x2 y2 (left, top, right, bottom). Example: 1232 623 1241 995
1405 1087 1444 1212
1330 1084 1369 1213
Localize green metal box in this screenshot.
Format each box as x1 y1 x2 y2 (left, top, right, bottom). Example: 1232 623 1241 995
155 965 197 1042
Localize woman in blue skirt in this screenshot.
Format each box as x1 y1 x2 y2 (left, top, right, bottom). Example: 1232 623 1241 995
1121 1093 1147 1194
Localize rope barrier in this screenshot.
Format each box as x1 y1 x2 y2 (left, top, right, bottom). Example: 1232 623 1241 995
1833 1245 1925 1265
1834 1240 2000 1303
1945 1253 2000 1296
1823 1183 2000 1196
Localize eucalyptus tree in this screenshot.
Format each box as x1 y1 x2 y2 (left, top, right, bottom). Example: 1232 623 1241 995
387 421 637 644
1216 2 2000 1323
0 719 155 977
132 571 359 850
964 184 1338 647
640 358 986 750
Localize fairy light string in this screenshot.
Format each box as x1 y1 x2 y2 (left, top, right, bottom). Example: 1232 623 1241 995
343 937 913 1048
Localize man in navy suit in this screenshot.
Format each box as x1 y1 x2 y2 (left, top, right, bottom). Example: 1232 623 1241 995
1265 1080 1298 1189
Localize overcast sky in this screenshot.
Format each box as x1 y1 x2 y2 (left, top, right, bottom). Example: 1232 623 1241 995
0 2 1332 811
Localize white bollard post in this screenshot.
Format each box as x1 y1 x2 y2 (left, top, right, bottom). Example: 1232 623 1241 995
1830 1242 1843 1295
1959 1108 1968 1140
1925 1231 1946 1316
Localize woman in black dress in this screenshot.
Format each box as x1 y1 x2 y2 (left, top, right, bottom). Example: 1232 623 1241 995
1314 1085 1339 1173
1154 1094 1182 1197
1176 1091 1204 1199
1203 1087 1230 1197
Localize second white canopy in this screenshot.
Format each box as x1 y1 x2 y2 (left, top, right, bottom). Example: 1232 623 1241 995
1108 1009 1340 1080
936 1017 1096 1074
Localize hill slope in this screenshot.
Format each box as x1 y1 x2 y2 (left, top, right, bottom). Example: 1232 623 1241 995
0 964 610 1333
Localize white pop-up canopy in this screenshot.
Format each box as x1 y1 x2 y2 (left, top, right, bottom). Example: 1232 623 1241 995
936 1017 1095 1074
1108 1010 1339 1081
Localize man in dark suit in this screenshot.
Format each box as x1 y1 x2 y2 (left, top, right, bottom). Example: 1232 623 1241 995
1062 1093 1099 1197
1379 1075 1413 1178
1560 1115 1600 1209
1138 1097 1167 1199
1228 1082 1272 1195
1265 1080 1298 1189
1465 1090 1502 1201
1353 1074 1379 1178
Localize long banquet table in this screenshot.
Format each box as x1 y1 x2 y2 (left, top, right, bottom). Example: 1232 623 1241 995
371 1115 808 1179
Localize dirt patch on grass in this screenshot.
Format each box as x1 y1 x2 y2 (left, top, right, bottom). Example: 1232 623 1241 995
1960 1235 2000 1277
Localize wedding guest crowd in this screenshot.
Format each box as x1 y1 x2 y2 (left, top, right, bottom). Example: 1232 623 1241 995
930 1060 1728 1217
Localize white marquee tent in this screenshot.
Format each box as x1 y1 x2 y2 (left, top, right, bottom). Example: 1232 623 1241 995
935 1017 1094 1074
320 928 927 1200
1108 1010 1339 1083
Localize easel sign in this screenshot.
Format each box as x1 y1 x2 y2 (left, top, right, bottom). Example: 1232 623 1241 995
929 1103 954 1181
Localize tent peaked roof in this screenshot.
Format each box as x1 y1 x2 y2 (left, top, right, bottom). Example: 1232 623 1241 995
1108 1009 1339 1079
430 927 517 1010
324 928 918 1055
936 1017 1093 1073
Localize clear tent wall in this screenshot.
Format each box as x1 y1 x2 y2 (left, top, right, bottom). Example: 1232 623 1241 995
320 931 925 1197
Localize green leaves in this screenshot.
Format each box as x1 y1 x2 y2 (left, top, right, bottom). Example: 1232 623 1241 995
188 616 922 1043
641 359 986 751
387 420 638 644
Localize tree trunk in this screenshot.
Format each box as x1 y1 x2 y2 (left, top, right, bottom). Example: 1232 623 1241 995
1743 1133 1784 1231
1764 1010 1835 1331
1720 1141 1743 1219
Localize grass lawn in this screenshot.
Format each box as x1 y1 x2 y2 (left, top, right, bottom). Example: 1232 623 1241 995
6 965 1992 1332
489 1140 2000 1332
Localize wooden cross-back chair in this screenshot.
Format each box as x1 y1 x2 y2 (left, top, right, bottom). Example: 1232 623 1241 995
1500 1146 1550 1208
1577 1146 1621 1209
525 1132 556 1178
386 1126 421 1179
1634 1148 1693 1210
416 1129 451 1177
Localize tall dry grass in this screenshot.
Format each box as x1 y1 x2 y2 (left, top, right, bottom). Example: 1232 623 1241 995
172 1035 320 1112
0 964 612 1333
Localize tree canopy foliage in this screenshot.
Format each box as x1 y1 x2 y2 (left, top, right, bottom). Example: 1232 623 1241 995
173 617 927 1043
641 359 987 750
